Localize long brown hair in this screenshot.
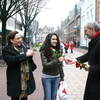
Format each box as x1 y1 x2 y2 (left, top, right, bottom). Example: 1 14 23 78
40 33 60 58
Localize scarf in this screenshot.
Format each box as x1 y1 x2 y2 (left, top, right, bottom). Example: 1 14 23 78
92 30 100 39
13 45 29 98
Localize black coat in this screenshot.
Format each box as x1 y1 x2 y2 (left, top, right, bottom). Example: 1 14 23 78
2 45 36 98
76 34 100 100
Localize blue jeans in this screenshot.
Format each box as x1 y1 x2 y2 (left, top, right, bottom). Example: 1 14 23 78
42 77 60 100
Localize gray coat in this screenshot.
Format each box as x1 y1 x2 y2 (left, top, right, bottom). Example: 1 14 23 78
77 34 100 100
2 45 36 98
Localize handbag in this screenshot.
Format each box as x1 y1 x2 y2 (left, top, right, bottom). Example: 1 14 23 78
58 81 68 100
30 61 37 71
29 57 37 71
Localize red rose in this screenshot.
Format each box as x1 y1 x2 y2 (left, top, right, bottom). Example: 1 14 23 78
38 41 42 43
81 64 85 67
50 47 65 57
50 47 53 49
76 62 80 68
76 61 79 64
76 60 87 70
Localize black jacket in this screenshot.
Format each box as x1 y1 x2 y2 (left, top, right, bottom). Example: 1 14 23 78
2 45 36 98
76 34 100 100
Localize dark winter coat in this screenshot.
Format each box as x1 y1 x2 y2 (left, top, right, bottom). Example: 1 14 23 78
76 34 100 100
2 44 36 98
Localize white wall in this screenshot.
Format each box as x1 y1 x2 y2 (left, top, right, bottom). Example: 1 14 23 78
80 0 95 47
6 14 24 35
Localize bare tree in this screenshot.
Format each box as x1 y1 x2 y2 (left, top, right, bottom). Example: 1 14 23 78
0 0 25 46
27 20 38 45
19 0 48 42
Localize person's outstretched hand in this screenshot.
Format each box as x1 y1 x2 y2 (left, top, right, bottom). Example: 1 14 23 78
65 58 77 64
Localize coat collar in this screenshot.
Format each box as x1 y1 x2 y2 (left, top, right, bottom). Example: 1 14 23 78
6 44 27 54
91 34 100 45
6 45 20 54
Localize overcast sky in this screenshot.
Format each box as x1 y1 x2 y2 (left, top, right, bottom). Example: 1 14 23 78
36 0 80 29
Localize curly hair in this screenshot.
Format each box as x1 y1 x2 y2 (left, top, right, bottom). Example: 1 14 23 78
40 33 60 58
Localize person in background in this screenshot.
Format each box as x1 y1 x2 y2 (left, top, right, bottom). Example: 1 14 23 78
2 31 37 100
64 41 69 53
69 41 74 53
21 36 30 49
65 21 100 100
60 41 65 67
39 33 65 100
60 41 65 56
21 37 27 46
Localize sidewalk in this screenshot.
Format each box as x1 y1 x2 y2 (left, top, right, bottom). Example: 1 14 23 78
0 49 88 100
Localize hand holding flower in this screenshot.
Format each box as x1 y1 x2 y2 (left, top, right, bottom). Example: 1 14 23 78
58 56 65 62
76 60 88 70
50 47 65 58
84 65 90 71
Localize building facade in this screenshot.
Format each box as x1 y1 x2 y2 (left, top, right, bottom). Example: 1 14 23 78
80 0 95 48
0 13 24 45
96 0 100 23
61 2 81 47
61 0 96 48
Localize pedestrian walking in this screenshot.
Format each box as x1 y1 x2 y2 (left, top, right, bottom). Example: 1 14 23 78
2 31 37 100
69 41 74 53
65 21 100 100
39 33 65 100
64 41 69 53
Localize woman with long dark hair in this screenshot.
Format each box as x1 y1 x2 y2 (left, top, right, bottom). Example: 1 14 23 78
40 33 65 100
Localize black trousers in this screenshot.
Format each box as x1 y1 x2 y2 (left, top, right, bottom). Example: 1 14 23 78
65 48 68 53
71 50 73 53
11 97 27 100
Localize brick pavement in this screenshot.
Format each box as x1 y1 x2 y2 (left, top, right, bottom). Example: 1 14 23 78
0 48 88 100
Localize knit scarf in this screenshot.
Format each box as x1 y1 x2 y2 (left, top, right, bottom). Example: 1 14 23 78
13 45 29 98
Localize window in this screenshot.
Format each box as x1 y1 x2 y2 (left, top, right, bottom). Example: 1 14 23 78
87 12 89 21
7 18 14 27
90 9 93 21
16 22 22 30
